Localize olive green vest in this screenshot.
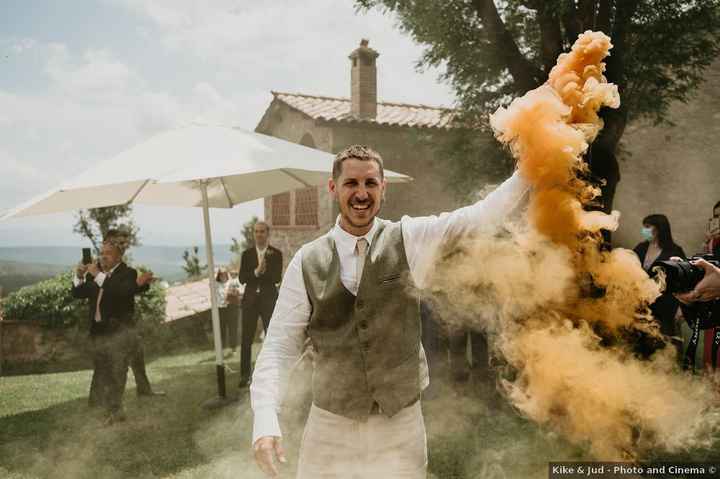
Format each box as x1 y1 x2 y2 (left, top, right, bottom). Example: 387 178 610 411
301 220 422 420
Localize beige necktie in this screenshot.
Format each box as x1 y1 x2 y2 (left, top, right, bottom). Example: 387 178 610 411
355 238 368 290
94 272 110 322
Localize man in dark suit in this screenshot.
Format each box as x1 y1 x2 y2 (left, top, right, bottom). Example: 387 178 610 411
86 269 163 406
72 237 144 423
238 221 282 387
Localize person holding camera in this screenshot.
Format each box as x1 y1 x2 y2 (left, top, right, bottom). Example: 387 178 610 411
668 258 720 372
676 259 720 304
633 214 686 336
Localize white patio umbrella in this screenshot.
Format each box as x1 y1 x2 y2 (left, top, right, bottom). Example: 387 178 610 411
0 123 412 404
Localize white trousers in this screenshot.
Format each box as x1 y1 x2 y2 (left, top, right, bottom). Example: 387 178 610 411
296 402 427 479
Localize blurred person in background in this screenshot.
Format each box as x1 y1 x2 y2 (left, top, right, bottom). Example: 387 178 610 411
238 221 282 388
217 268 241 353
633 214 686 338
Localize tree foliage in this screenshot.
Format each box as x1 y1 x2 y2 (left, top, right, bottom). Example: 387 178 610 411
356 0 720 205
230 216 259 258
181 246 207 279
73 205 140 253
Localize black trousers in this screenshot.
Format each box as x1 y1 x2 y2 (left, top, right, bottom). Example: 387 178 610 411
420 301 444 379
89 327 149 409
89 328 140 413
220 304 240 350
240 298 275 381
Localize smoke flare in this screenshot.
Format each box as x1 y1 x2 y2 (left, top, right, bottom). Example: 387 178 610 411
429 31 720 459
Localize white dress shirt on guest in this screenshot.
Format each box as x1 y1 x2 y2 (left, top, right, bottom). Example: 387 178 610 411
250 171 528 444
215 279 228 308
254 246 268 278
72 262 120 288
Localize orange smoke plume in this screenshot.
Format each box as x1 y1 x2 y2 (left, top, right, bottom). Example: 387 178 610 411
429 31 720 460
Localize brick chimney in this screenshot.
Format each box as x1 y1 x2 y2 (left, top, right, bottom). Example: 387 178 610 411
349 39 379 119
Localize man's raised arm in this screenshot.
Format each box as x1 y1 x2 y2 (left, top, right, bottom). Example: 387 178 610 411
402 170 529 286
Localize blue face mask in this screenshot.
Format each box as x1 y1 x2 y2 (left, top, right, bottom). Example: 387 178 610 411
641 227 654 241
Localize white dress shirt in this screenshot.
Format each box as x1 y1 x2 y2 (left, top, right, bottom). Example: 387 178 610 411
72 262 120 288
249 171 528 444
254 245 268 278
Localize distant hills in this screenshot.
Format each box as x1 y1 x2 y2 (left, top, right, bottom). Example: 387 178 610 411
0 245 235 295
0 260 68 295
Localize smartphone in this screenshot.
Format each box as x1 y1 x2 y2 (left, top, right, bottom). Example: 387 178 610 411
82 248 92 265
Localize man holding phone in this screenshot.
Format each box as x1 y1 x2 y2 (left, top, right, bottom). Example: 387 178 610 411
73 233 160 423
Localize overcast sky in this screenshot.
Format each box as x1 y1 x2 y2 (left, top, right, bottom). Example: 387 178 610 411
0 0 455 246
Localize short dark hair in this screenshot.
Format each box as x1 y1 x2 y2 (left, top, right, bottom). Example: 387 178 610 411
642 214 676 251
254 220 270 234
215 268 228 282
103 229 128 255
332 145 384 180
713 200 720 212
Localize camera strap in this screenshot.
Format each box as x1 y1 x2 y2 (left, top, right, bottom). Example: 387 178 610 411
684 318 701 372
713 327 720 370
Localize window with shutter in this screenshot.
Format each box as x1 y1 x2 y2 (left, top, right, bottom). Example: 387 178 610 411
271 192 291 226
294 187 318 226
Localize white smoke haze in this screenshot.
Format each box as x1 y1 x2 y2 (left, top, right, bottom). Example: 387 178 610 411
426 31 720 461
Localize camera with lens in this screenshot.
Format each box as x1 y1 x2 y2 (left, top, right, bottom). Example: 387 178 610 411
650 254 720 330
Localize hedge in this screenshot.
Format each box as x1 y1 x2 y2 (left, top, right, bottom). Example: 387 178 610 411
1 269 167 346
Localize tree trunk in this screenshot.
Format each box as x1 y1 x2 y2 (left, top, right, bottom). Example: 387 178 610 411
587 105 626 244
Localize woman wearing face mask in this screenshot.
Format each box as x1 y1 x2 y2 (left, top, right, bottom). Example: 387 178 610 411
633 214 686 336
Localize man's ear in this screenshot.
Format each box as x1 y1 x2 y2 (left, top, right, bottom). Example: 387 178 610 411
328 177 337 199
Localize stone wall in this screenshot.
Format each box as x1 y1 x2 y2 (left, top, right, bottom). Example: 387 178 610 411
258 102 462 266
0 320 89 374
0 316 212 375
328 123 462 221
257 101 335 265
613 59 720 254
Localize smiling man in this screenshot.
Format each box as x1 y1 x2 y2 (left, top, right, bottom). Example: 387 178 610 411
250 145 528 478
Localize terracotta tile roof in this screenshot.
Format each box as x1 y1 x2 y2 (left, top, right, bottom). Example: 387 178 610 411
164 279 244 322
272 91 456 129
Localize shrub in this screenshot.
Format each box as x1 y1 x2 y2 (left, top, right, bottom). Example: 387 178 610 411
133 273 171 352
1 270 167 340
1 272 83 328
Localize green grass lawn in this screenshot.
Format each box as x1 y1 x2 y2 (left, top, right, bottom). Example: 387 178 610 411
4 347 715 479
0 348 271 479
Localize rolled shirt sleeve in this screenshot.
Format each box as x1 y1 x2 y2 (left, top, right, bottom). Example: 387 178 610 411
402 170 529 288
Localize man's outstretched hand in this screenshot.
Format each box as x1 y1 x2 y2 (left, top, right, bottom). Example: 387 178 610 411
253 436 286 477
137 271 155 287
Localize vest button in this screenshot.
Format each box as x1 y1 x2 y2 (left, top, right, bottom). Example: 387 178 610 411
359 321 368 329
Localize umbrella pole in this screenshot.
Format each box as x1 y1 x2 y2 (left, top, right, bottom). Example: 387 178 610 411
199 181 227 401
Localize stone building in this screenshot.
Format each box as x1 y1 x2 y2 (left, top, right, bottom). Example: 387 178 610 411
255 39 460 263
255 40 720 263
